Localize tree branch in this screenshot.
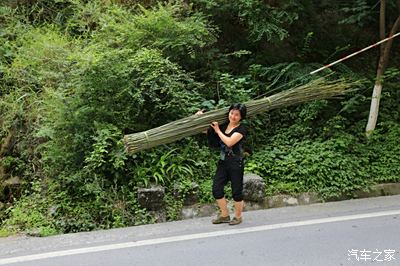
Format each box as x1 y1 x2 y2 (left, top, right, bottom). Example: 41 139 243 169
378 15 400 76
379 0 386 55
397 0 400 13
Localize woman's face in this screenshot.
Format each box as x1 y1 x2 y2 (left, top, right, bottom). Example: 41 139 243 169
229 109 242 124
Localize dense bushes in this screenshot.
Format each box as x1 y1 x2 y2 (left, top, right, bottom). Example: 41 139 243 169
246 135 367 199
0 1 215 235
246 120 400 199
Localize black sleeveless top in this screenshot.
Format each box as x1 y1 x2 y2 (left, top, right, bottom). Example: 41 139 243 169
207 123 247 159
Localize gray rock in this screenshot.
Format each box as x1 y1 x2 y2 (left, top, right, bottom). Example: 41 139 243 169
243 201 266 211
137 185 165 211
181 206 199 219
379 183 400 196
284 196 299 206
352 183 400 199
242 173 265 202
197 204 217 217
149 210 166 223
297 192 322 205
353 188 383 199
26 229 42 237
267 194 299 208
173 182 199 206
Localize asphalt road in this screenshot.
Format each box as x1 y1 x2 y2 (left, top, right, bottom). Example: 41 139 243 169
0 195 399 266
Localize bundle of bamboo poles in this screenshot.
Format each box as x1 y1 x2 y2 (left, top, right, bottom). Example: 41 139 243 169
124 77 359 154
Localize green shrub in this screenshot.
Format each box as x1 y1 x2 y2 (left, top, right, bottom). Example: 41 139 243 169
49 183 154 233
7 27 77 92
91 2 216 60
39 47 203 180
1 181 58 237
365 122 400 183
245 134 370 199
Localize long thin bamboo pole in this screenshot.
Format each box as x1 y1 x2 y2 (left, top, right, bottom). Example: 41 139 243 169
310 32 400 75
124 78 359 153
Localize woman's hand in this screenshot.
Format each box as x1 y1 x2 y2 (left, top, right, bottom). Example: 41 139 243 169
195 110 205 116
195 110 207 134
210 121 221 133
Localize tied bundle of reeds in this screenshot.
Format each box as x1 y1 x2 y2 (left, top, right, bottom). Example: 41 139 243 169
124 77 359 153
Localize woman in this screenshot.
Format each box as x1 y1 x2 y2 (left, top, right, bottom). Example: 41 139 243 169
197 103 247 225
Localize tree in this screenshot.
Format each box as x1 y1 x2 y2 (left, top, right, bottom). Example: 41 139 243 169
366 0 400 137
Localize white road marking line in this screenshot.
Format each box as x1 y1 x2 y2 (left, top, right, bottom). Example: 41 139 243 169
1 209 399 265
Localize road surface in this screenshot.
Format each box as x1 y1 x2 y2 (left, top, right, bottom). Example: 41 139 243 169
0 195 399 266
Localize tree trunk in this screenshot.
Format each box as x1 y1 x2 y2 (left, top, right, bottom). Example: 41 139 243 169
366 83 382 136
365 0 400 138
379 0 386 55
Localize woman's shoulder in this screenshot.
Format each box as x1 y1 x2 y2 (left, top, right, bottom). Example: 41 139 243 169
235 124 247 135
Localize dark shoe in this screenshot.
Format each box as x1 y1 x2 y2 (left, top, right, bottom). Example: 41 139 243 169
212 215 231 224
229 217 242 225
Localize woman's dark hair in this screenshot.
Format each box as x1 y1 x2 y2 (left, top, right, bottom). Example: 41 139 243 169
228 103 247 120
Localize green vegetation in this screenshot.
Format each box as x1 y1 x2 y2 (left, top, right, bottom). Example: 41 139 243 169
1 0 399 236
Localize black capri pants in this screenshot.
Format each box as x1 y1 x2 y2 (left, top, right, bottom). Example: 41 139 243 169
212 157 244 202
